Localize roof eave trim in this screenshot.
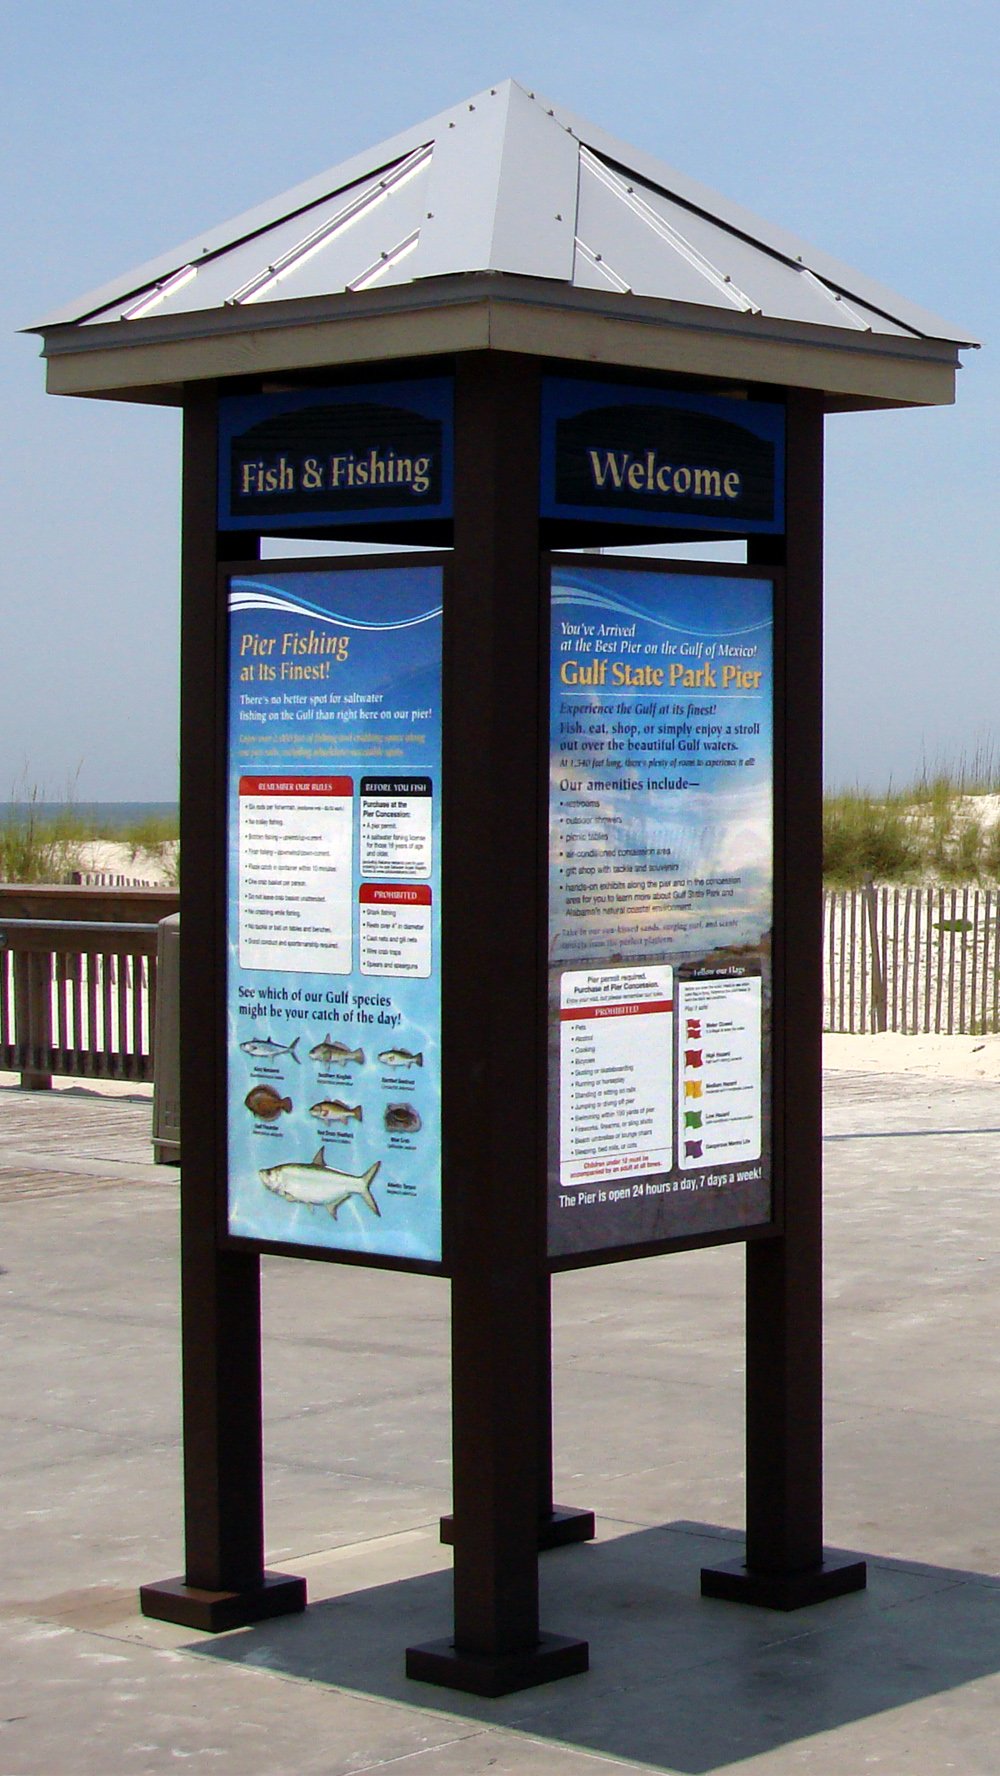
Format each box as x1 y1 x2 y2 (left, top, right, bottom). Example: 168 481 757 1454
34 271 970 370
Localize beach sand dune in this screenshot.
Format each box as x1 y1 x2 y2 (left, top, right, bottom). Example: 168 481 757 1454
72 837 177 887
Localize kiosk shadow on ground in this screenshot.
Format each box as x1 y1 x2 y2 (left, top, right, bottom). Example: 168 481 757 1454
189 1520 1000 1773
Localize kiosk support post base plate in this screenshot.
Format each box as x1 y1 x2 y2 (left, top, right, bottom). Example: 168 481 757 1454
700 1553 867 1611
439 1505 595 1551
406 1631 589 1696
139 1571 307 1632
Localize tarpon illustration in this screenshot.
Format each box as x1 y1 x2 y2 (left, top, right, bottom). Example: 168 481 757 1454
259 1149 380 1219
377 1047 423 1068
309 1035 365 1065
239 1035 300 1063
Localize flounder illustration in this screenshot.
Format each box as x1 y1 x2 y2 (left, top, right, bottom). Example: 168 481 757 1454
244 1085 293 1121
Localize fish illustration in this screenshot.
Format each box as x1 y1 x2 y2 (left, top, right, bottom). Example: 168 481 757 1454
310 1098 363 1124
384 1103 421 1133
259 1149 381 1219
244 1085 293 1121
309 1035 365 1065
378 1048 423 1068
240 1035 300 1063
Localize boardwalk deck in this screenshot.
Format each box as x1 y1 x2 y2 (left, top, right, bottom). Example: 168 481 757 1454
0 1079 172 1192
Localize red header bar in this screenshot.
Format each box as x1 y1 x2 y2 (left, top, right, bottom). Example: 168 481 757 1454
239 775 353 797
560 999 673 1021
359 883 433 905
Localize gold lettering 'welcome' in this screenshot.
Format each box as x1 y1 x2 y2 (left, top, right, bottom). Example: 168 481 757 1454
587 449 741 501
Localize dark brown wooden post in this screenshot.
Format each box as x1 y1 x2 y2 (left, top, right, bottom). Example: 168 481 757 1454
532 1277 596 1546
406 353 588 1694
140 385 306 1631
702 390 866 1609
15 949 53 1089
440 1272 595 1550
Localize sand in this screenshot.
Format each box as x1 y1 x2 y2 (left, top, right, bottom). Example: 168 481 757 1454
73 837 177 888
823 1028 1000 1082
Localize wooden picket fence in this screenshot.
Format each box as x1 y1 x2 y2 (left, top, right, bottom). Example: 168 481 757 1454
824 884 1000 1035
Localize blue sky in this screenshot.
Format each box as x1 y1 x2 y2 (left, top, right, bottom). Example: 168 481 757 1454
3 0 995 798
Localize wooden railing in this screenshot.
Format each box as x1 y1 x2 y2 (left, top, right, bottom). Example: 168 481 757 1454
3 886 996 1086
0 918 160 1088
0 883 177 925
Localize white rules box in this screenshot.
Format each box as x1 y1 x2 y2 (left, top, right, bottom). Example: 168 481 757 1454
360 776 432 879
559 965 674 1188
359 883 432 978
238 775 353 974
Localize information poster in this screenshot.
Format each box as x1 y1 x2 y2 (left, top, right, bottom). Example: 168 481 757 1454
547 564 772 1259
227 565 442 1265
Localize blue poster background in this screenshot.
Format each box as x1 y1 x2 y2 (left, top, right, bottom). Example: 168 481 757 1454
548 564 774 1257
226 565 443 1264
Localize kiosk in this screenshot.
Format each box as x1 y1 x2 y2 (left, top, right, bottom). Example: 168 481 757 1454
28 80 976 1696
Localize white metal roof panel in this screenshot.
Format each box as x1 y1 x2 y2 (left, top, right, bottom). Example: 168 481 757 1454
27 78 976 351
83 159 431 323
483 80 578 280
575 151 758 315
533 85 975 345
591 157 912 337
413 92 512 280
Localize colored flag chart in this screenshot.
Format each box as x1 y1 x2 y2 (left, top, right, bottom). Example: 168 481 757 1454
677 978 762 1171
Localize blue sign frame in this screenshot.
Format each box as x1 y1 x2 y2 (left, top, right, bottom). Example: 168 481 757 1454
218 379 453 531
541 378 785 535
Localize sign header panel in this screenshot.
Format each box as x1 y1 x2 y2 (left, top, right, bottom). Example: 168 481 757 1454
218 380 453 531
541 379 784 534
547 562 774 1262
226 562 443 1268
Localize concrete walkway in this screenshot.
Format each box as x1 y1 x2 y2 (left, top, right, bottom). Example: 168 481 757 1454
2 1070 999 1774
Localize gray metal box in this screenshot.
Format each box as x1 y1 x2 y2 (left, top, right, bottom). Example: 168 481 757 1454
152 913 180 1164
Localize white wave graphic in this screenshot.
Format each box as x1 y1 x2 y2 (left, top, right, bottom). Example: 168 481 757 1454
230 581 441 633
552 585 770 642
